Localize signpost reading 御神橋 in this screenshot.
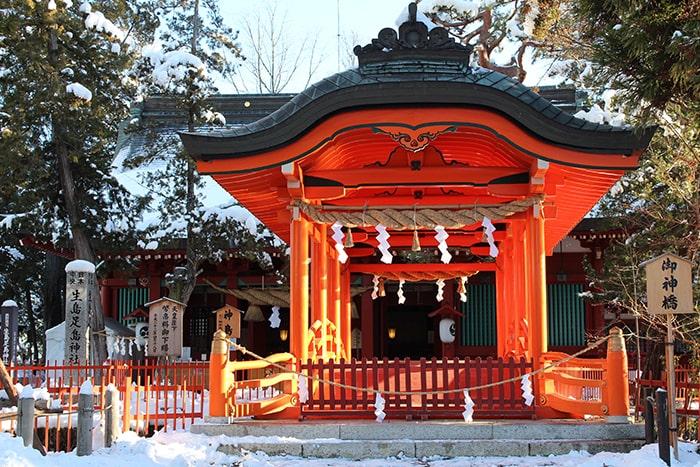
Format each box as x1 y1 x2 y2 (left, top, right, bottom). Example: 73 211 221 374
642 252 694 460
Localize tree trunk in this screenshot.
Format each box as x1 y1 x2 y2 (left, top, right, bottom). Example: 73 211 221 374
49 27 107 365
23 286 40 363
43 253 67 331
55 139 108 365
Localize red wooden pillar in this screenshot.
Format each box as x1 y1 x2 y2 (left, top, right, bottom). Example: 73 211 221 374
527 207 548 366
495 228 510 358
148 275 161 302
360 275 375 359
310 224 329 355
100 282 113 320
340 264 351 360
329 249 342 357
225 273 239 308
290 214 310 365
501 220 528 358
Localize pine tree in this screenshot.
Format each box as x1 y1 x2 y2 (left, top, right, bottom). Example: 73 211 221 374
563 0 700 368
127 0 280 305
0 1 157 364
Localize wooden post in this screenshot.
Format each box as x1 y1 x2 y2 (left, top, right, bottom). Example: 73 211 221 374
17 388 34 447
665 314 679 459
644 387 656 444
104 384 119 447
0 359 46 455
605 326 630 423
77 381 94 456
209 330 231 418
657 388 671 466
123 374 132 433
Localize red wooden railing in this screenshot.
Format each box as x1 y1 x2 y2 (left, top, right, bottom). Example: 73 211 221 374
299 356 536 420
638 366 700 440
3 360 208 452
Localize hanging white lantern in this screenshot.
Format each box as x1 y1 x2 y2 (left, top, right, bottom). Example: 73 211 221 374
439 317 456 343
135 322 149 347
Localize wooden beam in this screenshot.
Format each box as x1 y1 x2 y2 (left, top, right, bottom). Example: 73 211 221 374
305 166 527 189
349 262 496 274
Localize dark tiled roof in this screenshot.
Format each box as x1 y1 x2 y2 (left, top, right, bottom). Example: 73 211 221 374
179 2 655 158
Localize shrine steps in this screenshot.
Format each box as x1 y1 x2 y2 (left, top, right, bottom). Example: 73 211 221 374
191 418 646 459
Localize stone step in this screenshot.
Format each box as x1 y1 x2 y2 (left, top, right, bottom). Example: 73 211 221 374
192 418 647 459
216 438 645 459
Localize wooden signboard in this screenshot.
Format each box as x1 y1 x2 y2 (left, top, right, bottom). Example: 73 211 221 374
146 297 185 358
642 253 693 315
641 252 695 460
213 305 243 338
0 301 18 364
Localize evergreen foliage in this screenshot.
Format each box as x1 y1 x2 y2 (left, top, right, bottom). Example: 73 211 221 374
126 0 281 305
0 1 158 363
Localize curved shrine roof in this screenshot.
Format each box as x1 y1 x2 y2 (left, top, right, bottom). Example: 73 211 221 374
179 2 655 253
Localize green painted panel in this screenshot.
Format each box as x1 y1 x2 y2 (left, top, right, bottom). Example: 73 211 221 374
547 283 585 346
460 284 496 346
117 288 149 324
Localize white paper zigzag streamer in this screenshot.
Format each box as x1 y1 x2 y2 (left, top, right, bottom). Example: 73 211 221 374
371 274 379 300
462 389 475 423
397 279 406 304
331 221 349 264
521 374 534 406
297 374 308 404
375 223 392 264
269 306 281 328
434 225 452 264
482 216 499 257
373 393 386 422
435 278 445 302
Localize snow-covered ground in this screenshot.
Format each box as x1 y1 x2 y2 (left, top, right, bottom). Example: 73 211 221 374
1 381 698 466
0 428 698 467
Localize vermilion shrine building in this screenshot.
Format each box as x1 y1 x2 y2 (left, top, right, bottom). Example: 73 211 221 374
179 3 654 373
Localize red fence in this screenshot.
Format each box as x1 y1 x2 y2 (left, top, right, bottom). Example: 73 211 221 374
300 356 536 420
2 360 208 452
638 366 700 440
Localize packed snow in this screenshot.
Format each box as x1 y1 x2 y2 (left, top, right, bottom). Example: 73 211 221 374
1 381 696 466
0 427 697 467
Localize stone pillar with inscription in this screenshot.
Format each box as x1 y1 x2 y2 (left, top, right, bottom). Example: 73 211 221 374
64 260 95 365
146 298 185 359
0 300 19 364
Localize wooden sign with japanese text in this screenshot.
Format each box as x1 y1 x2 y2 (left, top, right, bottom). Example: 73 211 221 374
213 305 242 338
0 301 18 363
642 253 694 315
146 298 185 358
